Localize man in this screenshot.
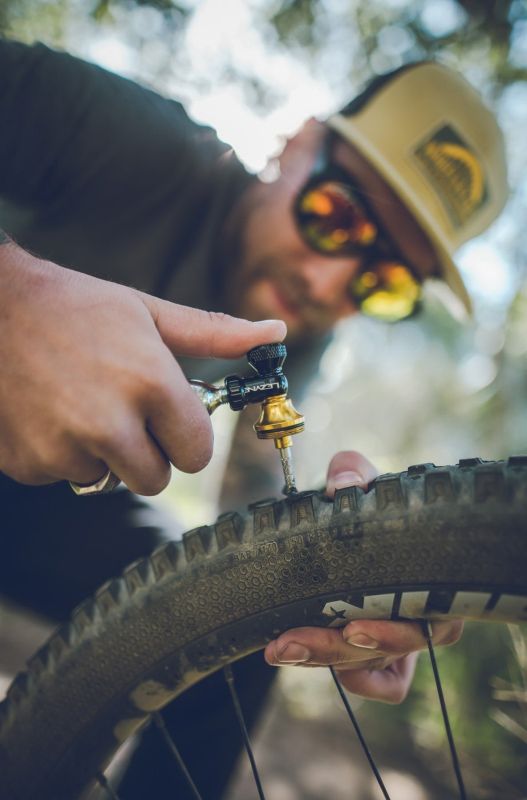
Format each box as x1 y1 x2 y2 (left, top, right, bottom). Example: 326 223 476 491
0 40 507 797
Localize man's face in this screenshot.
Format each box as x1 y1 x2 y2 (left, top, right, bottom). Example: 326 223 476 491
227 122 438 342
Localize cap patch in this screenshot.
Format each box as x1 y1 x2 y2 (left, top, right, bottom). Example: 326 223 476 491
413 124 488 229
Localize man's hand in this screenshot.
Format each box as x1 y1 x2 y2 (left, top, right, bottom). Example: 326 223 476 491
264 451 463 703
0 241 286 495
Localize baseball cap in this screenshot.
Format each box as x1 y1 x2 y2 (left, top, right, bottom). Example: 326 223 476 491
326 61 509 315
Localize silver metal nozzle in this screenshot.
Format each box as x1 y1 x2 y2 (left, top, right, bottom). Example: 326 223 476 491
190 380 229 415
279 446 298 495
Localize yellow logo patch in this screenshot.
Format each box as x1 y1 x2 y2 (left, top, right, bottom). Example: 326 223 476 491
414 124 488 228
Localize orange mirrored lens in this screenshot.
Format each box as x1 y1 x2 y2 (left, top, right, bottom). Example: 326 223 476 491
298 181 377 252
350 261 421 322
297 178 422 321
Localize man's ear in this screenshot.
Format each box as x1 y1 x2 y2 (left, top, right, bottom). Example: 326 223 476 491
278 118 325 180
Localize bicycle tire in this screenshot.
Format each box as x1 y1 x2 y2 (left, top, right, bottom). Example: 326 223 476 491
1 457 526 800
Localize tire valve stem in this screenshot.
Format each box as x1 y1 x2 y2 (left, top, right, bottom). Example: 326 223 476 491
253 399 303 496
278 441 298 495
190 343 304 496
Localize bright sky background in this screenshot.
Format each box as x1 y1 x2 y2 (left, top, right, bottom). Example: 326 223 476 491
85 0 337 171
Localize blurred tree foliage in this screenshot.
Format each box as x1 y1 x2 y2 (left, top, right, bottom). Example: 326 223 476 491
268 0 527 85
1 1 526 95
0 1 526 797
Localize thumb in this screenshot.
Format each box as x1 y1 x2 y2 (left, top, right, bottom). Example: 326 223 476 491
325 450 379 498
136 292 287 359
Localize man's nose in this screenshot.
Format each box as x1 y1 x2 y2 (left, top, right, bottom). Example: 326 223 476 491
302 256 360 310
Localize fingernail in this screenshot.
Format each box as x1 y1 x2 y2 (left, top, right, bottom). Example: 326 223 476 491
276 643 311 663
332 471 363 489
255 319 285 327
327 471 364 496
345 633 379 649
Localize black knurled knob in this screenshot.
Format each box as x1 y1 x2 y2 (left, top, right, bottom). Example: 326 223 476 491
225 375 245 411
247 343 287 376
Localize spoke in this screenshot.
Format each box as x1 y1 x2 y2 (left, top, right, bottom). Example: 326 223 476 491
421 621 468 800
95 771 121 800
223 664 267 800
329 666 392 800
153 712 203 800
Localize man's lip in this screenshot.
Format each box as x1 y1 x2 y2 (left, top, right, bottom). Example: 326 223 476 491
269 282 302 319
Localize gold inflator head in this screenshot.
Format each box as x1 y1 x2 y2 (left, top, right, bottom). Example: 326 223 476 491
189 343 304 494
253 394 305 450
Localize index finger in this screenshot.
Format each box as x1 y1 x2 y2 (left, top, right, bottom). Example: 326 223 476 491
137 292 287 359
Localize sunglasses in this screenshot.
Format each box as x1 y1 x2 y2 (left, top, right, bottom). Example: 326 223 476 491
293 132 423 322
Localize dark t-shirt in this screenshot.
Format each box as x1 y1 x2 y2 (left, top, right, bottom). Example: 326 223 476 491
0 38 326 392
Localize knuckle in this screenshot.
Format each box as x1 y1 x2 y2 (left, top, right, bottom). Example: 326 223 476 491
203 311 237 355
88 428 116 457
319 628 341 649
115 346 170 405
4 461 42 485
85 411 134 455
135 359 168 400
327 648 345 664
143 374 174 410
82 416 115 451
30 437 67 480
9 443 62 484
207 310 232 326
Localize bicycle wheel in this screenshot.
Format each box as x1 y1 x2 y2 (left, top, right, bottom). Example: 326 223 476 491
1 458 526 800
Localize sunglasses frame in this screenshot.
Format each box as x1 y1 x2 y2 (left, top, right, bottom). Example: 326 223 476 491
293 130 424 320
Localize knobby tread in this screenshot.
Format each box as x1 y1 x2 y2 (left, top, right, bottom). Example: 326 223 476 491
0 459 526 800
